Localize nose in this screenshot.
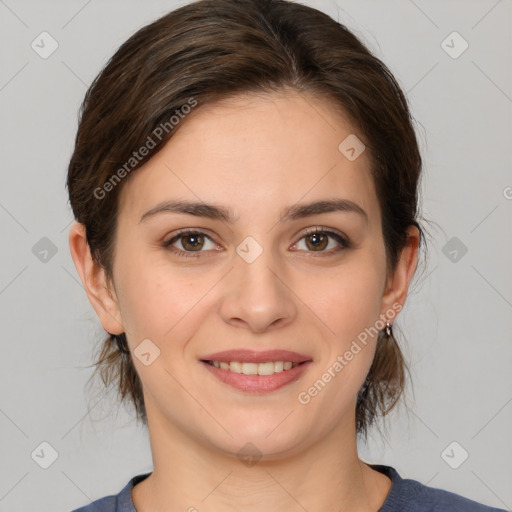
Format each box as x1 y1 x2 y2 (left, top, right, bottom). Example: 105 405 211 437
218 247 297 333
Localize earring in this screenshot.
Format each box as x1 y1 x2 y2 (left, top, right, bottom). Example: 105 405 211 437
385 321 392 338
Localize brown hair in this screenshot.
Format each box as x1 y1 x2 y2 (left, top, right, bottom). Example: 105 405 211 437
67 0 427 436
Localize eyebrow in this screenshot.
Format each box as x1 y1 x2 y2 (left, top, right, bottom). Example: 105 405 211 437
139 198 369 225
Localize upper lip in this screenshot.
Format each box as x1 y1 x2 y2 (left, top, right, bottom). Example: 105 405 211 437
200 349 312 364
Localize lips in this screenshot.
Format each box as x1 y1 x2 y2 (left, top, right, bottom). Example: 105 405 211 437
200 349 312 364
200 349 312 393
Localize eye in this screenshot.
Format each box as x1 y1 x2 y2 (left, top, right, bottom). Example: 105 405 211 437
291 227 350 255
163 226 351 259
163 229 218 258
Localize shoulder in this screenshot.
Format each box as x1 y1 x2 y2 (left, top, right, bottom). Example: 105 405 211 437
373 465 508 512
71 494 116 512
69 472 151 512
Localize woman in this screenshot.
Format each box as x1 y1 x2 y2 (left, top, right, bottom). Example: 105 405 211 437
67 0 506 510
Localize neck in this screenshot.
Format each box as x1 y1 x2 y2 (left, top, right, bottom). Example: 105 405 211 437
132 407 392 512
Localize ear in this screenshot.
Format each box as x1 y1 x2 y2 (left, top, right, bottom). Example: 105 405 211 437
380 225 420 318
68 222 124 335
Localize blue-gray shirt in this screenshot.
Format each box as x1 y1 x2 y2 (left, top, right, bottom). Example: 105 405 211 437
71 465 508 511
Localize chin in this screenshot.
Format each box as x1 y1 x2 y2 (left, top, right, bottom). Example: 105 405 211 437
205 416 310 461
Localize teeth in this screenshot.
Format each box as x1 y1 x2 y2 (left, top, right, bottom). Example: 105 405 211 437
256 362 275 375
230 361 243 373
209 361 300 374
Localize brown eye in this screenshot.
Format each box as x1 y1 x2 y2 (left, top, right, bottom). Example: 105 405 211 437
163 230 217 258
305 232 329 251
293 228 350 255
180 233 205 251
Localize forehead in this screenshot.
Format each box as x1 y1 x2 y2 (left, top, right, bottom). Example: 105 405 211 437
118 90 380 228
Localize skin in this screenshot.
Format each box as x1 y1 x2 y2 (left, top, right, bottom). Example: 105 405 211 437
70 89 419 511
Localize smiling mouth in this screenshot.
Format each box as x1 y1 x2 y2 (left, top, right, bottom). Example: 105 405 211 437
203 360 305 375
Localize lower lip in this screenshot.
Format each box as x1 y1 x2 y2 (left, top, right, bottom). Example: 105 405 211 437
201 361 311 393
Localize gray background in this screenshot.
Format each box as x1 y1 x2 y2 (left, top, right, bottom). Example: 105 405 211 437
1 0 511 510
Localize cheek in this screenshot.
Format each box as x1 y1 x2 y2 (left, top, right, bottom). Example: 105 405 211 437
296 265 384 424
310 250 386 389
113 250 220 349
317 252 386 342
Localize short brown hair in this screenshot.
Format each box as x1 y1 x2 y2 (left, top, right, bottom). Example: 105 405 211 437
67 0 427 436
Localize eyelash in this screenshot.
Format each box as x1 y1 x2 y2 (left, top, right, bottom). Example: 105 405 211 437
162 227 351 259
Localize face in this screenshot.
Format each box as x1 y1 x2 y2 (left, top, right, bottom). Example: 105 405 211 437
85 90 414 459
